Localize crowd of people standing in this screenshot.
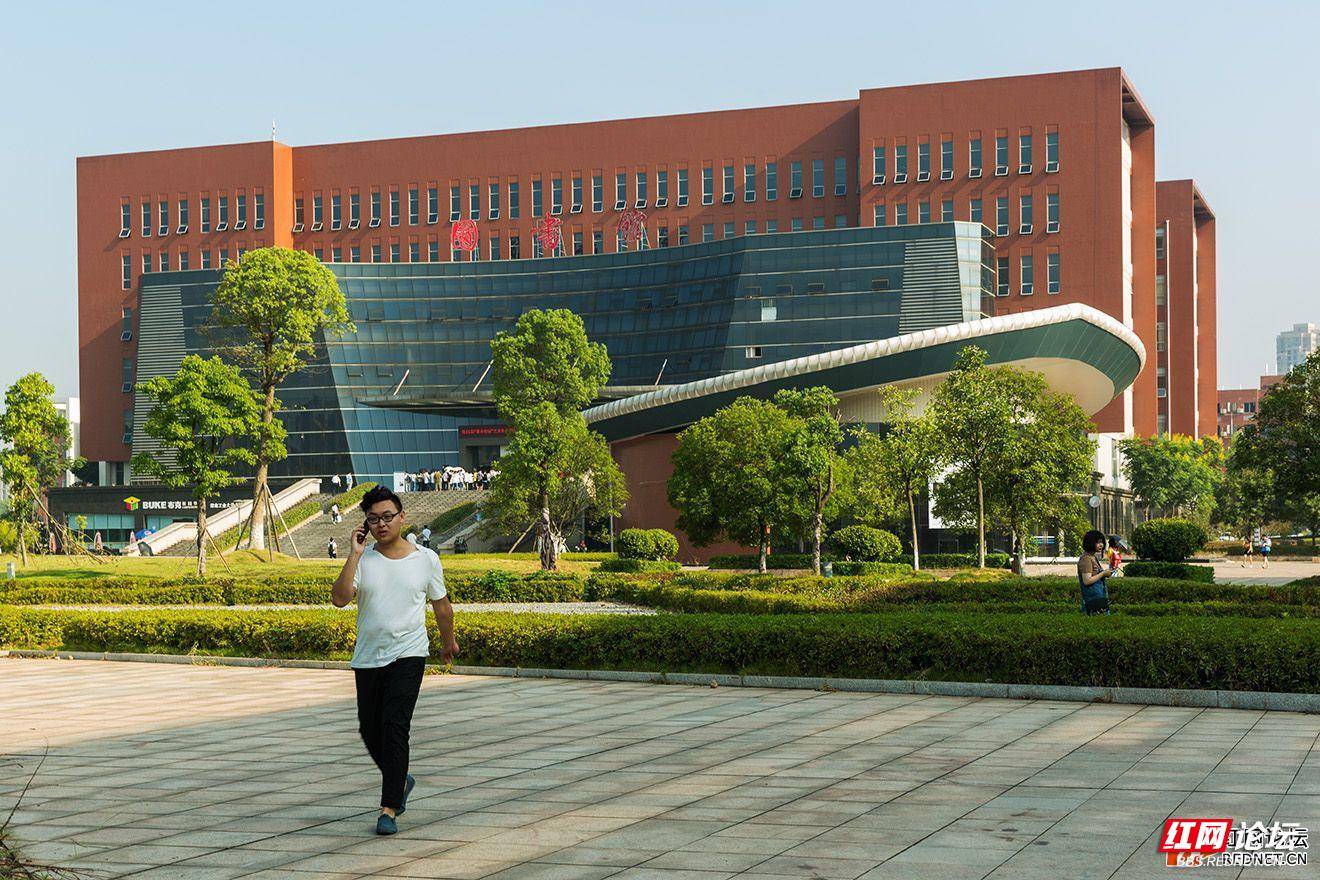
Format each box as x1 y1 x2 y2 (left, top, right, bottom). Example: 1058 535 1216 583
401 466 497 493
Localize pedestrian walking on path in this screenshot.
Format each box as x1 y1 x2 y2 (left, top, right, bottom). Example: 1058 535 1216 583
331 486 459 836
1077 530 1114 615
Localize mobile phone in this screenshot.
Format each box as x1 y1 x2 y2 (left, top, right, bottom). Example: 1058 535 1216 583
355 520 369 546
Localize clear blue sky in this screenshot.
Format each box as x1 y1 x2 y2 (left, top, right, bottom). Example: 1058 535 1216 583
1 0 1315 403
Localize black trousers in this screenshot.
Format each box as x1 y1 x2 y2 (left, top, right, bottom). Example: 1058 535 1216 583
354 656 424 810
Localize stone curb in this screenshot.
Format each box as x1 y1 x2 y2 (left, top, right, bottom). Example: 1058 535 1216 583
3 649 1316 713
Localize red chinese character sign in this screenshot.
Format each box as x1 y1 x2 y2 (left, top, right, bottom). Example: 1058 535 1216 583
450 219 479 253
619 207 647 244
534 216 563 255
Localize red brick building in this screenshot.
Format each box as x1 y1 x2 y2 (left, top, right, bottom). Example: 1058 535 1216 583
77 67 1212 481
1156 180 1217 438
1218 375 1284 440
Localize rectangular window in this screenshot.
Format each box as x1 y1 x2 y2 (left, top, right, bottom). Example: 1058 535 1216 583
121 255 131 289
591 174 603 212
615 172 627 210
1046 131 1060 172
834 213 847 228
917 142 930 181
894 145 908 181
760 299 777 322
253 193 264 229
309 195 319 229
613 229 625 253
350 246 360 263
791 217 804 231
941 198 953 222
449 186 461 222
200 249 211 269
657 225 669 247
702 223 714 242
290 197 300 231
995 196 1009 236
656 170 668 204
179 249 190 270
121 307 133 340
765 219 778 233
1019 134 1033 173
634 171 647 208
510 236 521 259
1046 192 1059 232
996 256 1010 296
918 200 930 224
833 156 847 195
467 184 479 221
313 246 323 262
389 243 400 263
677 168 689 206
427 186 439 223
1019 194 1033 233
894 203 908 225
408 188 419 225
532 179 543 217
1157 321 1168 351
969 138 983 177
722 164 734 203
872 146 886 184
509 181 520 219
1155 227 1166 260
158 251 168 272
790 161 804 197
701 167 714 205
332 246 342 262
873 203 886 226
389 190 400 226
995 136 1009 175
141 201 152 237
370 190 382 226
592 230 604 253
812 216 826 230
677 225 689 245
371 244 381 263
1156 274 1167 306
765 162 778 200
723 221 735 239
571 176 583 212
159 200 169 235
1020 253 1034 294
178 199 190 232
428 240 439 262
571 230 583 255
488 235 500 260
745 346 763 359
330 194 342 229
745 220 757 235
218 195 230 228
409 242 419 262
812 159 825 197
744 163 756 201
489 182 501 219
970 197 983 223
550 177 563 215
940 139 954 180
1047 252 1060 294
120 203 132 235
347 191 359 227
141 252 151 274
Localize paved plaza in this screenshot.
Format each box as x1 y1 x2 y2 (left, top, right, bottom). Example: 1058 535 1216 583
2 659 1317 880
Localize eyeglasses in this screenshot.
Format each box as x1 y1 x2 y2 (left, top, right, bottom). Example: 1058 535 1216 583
365 512 400 526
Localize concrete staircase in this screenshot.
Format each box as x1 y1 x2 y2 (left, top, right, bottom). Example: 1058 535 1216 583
293 489 484 558
143 479 321 557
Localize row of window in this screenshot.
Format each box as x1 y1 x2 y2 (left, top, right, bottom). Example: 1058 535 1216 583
871 131 1060 184
992 250 1062 297
872 191 1061 235
119 194 266 238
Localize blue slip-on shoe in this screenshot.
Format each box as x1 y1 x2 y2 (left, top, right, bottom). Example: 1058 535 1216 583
376 813 398 836
397 774 416 814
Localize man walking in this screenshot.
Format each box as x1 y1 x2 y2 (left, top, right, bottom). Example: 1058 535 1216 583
332 486 459 835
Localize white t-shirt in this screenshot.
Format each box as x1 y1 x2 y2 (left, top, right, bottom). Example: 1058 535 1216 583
350 546 447 669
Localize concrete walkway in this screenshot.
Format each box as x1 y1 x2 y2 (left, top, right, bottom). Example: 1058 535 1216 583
2 659 1317 879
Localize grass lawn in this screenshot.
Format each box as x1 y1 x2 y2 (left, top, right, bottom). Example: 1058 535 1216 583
0 550 607 580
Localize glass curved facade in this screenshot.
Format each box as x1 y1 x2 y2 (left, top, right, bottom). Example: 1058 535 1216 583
133 223 995 484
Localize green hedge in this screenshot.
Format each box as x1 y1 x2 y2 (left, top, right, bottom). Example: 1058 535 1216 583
616 528 679 561
707 553 826 570
597 558 682 573
829 526 902 562
896 552 1012 569
1131 518 1208 563
1123 561 1215 583
4 606 1318 692
830 561 915 577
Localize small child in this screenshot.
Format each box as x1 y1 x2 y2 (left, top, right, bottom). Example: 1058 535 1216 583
1106 536 1124 577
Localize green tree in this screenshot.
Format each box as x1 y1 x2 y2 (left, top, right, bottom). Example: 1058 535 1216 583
1236 350 1320 545
1119 434 1224 519
488 309 620 570
668 397 797 572
0 373 82 565
773 386 843 574
1215 450 1274 543
929 347 1016 567
132 356 261 577
208 247 353 550
843 387 941 570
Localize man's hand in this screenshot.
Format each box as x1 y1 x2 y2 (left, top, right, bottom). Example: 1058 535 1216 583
350 523 369 557
439 639 460 664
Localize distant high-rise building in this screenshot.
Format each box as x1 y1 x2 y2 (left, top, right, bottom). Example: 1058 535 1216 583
1277 323 1319 374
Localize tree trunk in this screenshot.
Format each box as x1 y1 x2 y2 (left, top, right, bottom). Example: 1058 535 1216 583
248 384 277 551
17 522 28 568
908 488 921 572
811 509 823 576
538 492 556 571
758 520 769 574
976 472 986 568
196 504 208 578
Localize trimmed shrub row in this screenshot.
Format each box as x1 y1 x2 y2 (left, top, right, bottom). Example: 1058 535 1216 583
597 558 683 573
1123 561 1215 583
4 606 1317 693
831 561 915 577
707 553 826 570
896 552 1012 569
616 529 679 561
